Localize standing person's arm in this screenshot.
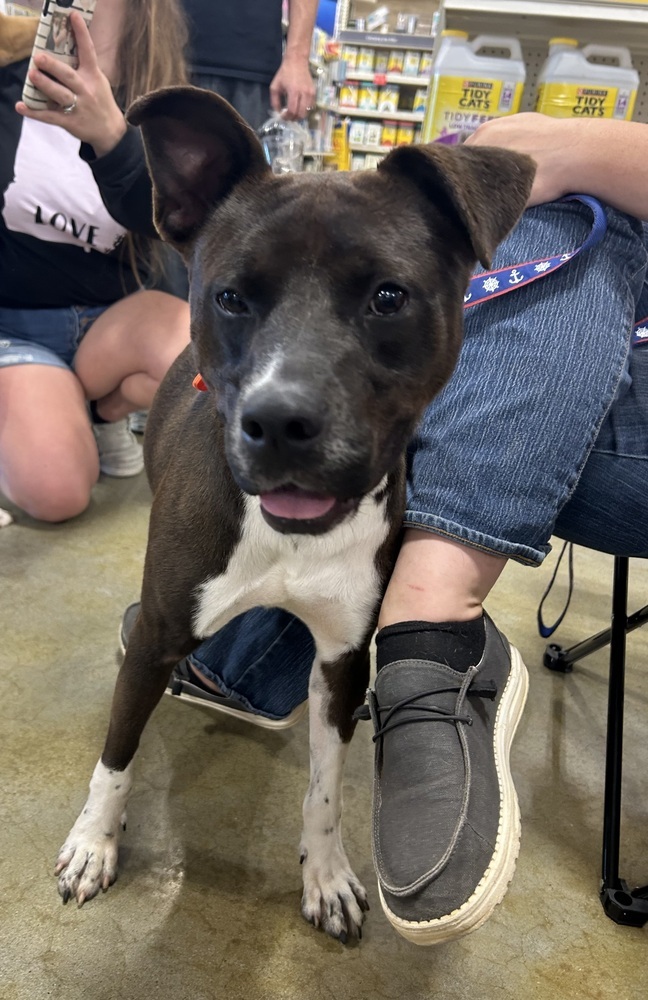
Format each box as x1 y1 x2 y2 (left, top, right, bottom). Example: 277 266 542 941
270 0 318 120
466 112 648 220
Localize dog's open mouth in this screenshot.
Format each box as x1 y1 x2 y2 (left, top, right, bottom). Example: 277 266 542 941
259 486 359 534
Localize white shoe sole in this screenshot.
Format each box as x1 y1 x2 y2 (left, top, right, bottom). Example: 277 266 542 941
99 458 144 478
379 644 529 945
163 686 308 730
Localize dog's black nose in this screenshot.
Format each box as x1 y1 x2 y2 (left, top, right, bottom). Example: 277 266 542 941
240 387 324 455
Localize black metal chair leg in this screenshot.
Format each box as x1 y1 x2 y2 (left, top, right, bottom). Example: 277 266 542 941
544 554 648 926
598 557 648 926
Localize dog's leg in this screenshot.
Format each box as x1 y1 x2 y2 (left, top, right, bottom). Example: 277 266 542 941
55 611 191 905
300 644 371 942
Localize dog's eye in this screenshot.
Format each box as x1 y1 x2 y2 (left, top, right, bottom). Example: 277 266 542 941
215 289 249 315
368 284 408 317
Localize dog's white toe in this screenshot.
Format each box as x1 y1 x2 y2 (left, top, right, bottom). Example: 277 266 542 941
301 855 369 942
55 832 120 905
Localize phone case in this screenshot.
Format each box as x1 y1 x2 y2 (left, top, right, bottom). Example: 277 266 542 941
21 0 98 111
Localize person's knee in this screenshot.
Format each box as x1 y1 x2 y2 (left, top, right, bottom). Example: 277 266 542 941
7 468 95 523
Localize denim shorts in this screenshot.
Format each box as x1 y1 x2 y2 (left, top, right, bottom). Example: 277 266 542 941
0 305 109 371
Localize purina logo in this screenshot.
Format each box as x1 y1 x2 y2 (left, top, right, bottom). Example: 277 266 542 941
577 88 608 97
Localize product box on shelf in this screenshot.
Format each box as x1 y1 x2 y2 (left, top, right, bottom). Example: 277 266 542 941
358 46 375 71
341 44 358 70
375 51 390 74
403 51 422 76
413 87 428 113
378 85 400 112
324 118 351 171
349 119 367 144
366 5 389 32
419 53 433 77
381 121 398 146
358 82 379 110
339 82 359 107
364 122 383 146
396 122 415 145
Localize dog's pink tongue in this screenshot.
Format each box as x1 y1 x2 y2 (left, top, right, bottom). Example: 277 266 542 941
260 488 337 520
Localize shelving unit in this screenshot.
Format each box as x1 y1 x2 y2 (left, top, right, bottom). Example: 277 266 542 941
344 70 432 87
316 0 648 170
324 2 438 170
335 107 424 122
438 0 648 122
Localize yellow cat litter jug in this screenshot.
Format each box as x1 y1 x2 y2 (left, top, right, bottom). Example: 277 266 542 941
422 30 526 142
535 38 639 120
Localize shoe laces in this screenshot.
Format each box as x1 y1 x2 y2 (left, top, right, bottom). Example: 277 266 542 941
353 671 497 742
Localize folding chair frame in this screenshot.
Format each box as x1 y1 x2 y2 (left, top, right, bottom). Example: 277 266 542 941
544 556 648 926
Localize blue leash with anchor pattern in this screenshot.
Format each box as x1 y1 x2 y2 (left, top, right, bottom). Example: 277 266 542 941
461 193 647 345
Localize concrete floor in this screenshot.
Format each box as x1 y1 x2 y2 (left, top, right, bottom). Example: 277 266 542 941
1 473 647 1000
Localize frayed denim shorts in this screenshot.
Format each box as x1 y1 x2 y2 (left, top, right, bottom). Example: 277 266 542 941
0 305 109 371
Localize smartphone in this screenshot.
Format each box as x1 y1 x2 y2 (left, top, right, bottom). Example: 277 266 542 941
21 0 98 111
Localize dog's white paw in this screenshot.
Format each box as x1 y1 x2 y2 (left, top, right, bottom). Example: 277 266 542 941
300 846 369 942
55 808 127 905
55 759 133 906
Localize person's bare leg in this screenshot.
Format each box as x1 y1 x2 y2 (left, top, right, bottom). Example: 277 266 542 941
378 529 507 628
73 289 190 419
0 364 98 522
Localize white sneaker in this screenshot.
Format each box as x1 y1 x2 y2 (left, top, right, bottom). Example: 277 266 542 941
128 410 148 434
93 419 144 477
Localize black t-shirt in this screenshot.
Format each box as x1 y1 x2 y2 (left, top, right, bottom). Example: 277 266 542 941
0 59 156 309
183 0 283 83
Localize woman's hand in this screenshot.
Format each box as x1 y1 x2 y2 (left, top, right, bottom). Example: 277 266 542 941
465 113 648 219
15 12 126 158
465 113 579 206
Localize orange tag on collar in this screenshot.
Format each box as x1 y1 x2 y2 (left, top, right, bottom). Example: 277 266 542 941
192 373 208 392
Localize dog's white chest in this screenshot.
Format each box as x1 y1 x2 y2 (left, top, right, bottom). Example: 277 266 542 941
193 490 390 658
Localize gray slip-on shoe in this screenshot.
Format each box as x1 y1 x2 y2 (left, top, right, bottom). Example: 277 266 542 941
362 612 528 945
119 602 307 731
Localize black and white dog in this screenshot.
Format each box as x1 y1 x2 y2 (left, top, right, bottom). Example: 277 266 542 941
55 88 534 942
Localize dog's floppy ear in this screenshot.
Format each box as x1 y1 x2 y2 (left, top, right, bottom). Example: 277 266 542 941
379 144 535 268
126 86 270 245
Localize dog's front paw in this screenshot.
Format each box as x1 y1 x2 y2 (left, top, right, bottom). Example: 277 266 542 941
300 848 370 943
54 809 126 906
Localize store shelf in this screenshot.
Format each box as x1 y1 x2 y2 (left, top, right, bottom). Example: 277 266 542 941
337 30 437 51
443 0 648 27
350 143 395 153
333 106 424 122
440 0 648 56
344 71 431 86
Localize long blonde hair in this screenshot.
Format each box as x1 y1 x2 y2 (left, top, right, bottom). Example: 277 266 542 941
115 0 189 107
113 0 189 285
